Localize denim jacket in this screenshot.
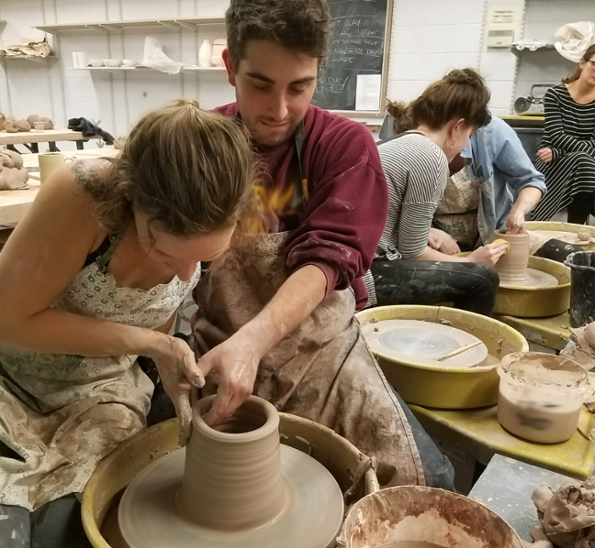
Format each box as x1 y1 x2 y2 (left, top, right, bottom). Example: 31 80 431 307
460 116 546 244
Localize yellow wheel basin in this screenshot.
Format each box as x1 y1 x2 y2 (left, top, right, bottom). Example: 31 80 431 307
494 256 570 317
82 415 379 548
526 221 595 251
355 305 529 409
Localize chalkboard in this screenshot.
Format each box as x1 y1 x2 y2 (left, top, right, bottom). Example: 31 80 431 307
312 0 392 112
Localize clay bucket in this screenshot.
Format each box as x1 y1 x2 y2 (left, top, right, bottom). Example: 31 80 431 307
177 395 288 530
493 229 530 285
336 486 525 548
497 352 588 444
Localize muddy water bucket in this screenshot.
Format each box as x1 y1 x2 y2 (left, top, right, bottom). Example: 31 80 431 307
565 251 595 327
336 486 524 548
497 352 588 444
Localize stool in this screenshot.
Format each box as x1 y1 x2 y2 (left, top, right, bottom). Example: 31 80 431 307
495 312 570 353
410 390 595 493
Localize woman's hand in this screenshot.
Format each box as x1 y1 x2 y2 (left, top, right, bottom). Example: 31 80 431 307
149 334 205 445
537 147 553 163
468 241 509 266
197 330 261 428
505 208 527 234
428 228 460 255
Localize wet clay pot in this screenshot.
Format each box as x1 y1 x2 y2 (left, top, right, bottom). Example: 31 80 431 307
494 229 530 285
176 396 289 530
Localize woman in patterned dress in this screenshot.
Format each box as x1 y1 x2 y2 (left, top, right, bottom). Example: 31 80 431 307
0 100 254 548
533 44 595 223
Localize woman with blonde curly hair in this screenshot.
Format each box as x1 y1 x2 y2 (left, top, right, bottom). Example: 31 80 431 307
0 100 254 548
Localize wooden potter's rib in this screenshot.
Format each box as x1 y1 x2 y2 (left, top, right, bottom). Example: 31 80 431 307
437 340 483 362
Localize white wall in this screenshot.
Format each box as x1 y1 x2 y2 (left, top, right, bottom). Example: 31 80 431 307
0 0 234 144
0 0 594 140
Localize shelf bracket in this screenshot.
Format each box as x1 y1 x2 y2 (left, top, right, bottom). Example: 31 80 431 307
96 24 121 34
176 20 196 30
157 21 179 30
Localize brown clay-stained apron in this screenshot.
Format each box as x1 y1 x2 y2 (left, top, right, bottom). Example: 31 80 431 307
192 231 425 487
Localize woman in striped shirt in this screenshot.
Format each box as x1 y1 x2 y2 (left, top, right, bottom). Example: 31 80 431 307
367 69 509 316
532 45 595 223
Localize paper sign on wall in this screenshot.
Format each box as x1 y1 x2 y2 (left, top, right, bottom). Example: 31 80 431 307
486 4 523 48
355 74 381 111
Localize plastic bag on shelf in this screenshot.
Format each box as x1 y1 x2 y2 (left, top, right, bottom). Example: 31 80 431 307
554 21 595 62
142 36 183 75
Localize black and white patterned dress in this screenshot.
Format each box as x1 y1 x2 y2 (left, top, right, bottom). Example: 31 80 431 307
532 84 595 221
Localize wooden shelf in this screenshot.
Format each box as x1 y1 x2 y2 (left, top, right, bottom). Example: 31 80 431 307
36 17 225 34
69 66 226 74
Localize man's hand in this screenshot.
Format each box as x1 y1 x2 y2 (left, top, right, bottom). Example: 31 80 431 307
428 227 460 255
197 330 261 427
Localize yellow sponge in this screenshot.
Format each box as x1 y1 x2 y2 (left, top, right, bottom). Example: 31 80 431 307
493 238 511 254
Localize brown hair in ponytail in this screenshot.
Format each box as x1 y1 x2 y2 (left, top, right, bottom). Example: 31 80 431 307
406 68 491 131
563 44 595 84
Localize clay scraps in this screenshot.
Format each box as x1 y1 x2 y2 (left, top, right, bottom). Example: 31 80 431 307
0 149 29 190
530 476 595 548
562 323 595 408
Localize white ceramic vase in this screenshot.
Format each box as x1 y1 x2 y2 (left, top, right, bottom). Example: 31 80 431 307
211 38 227 68
198 39 212 68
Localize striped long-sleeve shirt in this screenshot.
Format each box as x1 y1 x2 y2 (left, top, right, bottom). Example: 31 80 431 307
531 84 595 221
538 84 595 159
375 133 449 260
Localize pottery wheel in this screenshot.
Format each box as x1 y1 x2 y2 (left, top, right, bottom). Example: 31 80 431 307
500 267 558 289
361 319 488 368
118 444 344 548
531 229 590 246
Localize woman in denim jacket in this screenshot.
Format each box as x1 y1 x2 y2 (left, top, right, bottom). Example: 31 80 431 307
431 116 582 263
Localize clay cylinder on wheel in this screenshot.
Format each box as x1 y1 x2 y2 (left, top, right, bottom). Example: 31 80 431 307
493 229 529 285
176 395 288 531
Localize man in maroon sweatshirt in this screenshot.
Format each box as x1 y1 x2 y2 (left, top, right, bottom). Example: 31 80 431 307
191 0 453 489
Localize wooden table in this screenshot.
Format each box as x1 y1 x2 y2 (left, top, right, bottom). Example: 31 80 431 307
0 147 118 227
0 128 103 153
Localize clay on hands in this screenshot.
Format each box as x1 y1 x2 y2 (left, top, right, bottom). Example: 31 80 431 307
0 150 29 190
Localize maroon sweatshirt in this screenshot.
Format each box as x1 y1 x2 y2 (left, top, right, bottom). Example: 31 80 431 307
214 103 388 309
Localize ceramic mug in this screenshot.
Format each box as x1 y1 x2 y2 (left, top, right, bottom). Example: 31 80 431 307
38 153 75 184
